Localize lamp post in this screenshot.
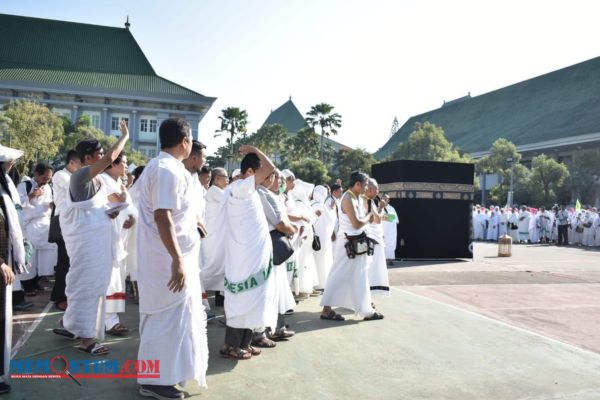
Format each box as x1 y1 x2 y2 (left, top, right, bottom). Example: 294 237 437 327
506 157 514 207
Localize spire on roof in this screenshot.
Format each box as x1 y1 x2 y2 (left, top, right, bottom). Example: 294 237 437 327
125 15 130 30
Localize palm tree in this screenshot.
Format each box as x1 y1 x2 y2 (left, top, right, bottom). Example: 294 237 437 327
215 107 248 173
305 103 342 162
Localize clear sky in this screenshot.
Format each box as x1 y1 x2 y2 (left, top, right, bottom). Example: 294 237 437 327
2 0 600 155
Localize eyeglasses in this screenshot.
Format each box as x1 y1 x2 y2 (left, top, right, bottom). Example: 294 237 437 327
215 175 228 179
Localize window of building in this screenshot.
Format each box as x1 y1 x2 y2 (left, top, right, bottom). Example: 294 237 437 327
140 119 148 132
110 114 130 133
91 114 101 128
111 116 120 131
149 119 157 133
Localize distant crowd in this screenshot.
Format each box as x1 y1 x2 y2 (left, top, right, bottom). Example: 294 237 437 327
472 204 600 247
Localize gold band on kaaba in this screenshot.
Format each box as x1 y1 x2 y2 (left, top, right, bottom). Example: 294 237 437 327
379 182 474 201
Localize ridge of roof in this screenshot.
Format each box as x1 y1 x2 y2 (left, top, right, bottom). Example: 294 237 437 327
375 55 600 159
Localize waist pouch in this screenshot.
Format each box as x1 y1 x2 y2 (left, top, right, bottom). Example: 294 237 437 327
344 232 375 259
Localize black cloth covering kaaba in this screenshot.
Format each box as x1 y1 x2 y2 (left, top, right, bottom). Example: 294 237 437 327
372 159 474 259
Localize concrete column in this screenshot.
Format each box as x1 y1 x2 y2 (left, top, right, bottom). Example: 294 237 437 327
131 110 139 149
71 105 79 124
185 114 200 140
101 107 109 135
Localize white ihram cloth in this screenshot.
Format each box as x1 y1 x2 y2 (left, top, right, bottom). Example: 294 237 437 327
287 186 318 293
365 204 389 297
61 183 114 339
258 186 296 315
310 186 336 290
508 212 519 243
382 204 398 259
518 211 531 241
17 181 57 277
133 152 207 387
321 192 375 317
1 178 27 382
224 176 277 330
199 185 227 291
99 173 130 317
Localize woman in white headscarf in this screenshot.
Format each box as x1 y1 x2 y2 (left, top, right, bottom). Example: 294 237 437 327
311 185 336 290
0 145 28 394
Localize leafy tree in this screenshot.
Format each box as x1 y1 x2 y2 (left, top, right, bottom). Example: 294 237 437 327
248 123 288 163
389 122 468 163
283 127 320 163
289 159 330 185
0 99 64 174
527 154 569 207
215 107 248 173
330 148 377 184
563 151 600 205
305 103 342 162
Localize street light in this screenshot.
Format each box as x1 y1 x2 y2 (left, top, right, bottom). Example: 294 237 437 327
506 157 514 207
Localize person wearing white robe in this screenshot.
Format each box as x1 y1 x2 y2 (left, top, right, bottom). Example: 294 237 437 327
0 147 28 395
592 209 600 247
473 209 484 241
199 168 229 293
364 178 390 298
16 164 57 293
571 211 583 245
508 208 519 243
486 207 499 241
288 179 319 295
529 209 540 243
99 153 136 336
134 118 208 398
255 169 296 344
537 207 552 243
582 210 595 247
320 171 382 321
382 203 398 260
55 121 129 356
311 185 336 290
222 146 278 360
518 206 531 243
49 151 81 311
498 208 508 236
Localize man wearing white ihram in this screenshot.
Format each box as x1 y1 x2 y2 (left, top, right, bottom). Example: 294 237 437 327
364 178 391 298
54 121 129 356
133 118 208 399
382 202 398 261
320 171 383 321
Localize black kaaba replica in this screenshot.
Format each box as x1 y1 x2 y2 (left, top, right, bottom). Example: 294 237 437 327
372 159 474 259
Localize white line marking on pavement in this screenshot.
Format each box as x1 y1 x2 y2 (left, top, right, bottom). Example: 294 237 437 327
392 286 600 359
11 301 53 358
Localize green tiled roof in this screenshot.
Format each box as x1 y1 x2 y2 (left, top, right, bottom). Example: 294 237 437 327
375 56 600 159
0 13 212 101
263 98 351 151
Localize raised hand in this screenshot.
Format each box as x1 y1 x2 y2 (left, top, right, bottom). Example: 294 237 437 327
119 119 129 138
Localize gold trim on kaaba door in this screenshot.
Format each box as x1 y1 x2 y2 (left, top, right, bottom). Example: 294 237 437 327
379 182 474 201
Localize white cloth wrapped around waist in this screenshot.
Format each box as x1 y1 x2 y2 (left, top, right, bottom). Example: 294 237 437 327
224 189 277 329
62 188 115 300
200 186 227 291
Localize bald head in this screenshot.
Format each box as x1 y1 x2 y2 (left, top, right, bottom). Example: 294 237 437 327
366 178 379 199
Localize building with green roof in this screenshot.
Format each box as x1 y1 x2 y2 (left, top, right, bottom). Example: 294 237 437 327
375 56 600 165
262 98 351 152
0 13 215 157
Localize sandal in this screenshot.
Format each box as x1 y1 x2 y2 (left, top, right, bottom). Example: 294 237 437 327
251 337 276 348
106 323 129 336
52 328 79 340
220 346 252 360
77 342 109 356
364 311 384 321
245 346 261 356
320 310 345 321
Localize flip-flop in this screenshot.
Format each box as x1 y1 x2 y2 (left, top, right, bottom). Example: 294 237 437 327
105 323 129 336
77 342 109 356
220 346 251 360
320 310 345 321
251 337 276 348
364 312 384 321
52 328 79 340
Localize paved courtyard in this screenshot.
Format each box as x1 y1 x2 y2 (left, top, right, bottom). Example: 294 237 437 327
6 242 600 399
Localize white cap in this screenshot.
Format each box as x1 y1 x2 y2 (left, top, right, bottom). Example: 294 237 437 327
232 168 241 177
280 169 295 180
0 144 23 162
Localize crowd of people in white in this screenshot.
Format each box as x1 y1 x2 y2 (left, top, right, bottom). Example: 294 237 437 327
0 118 399 399
473 204 600 246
